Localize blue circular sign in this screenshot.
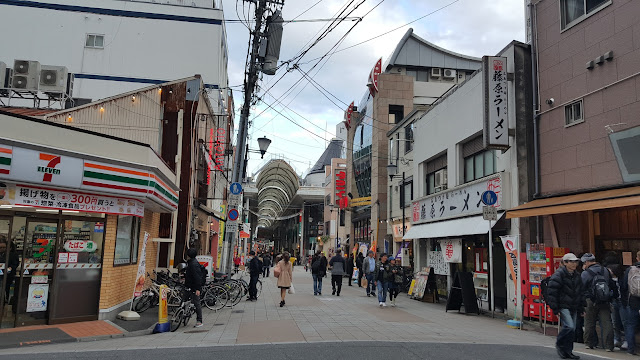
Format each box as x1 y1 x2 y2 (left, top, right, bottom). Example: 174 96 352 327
228 208 239 221
481 190 498 206
230 182 243 195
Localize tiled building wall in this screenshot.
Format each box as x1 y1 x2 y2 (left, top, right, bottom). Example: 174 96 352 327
99 210 160 310
536 0 640 194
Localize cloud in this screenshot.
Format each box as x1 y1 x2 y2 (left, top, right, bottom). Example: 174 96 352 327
222 0 525 175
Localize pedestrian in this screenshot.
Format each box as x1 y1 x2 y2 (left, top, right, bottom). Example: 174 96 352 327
605 258 627 350
345 253 354 286
388 256 403 306
546 253 584 359
275 251 293 307
0 237 19 303
581 253 615 351
329 249 346 296
246 250 261 301
620 250 640 356
262 253 271 278
184 248 204 328
362 250 377 297
356 252 364 287
376 253 393 307
311 254 326 295
233 255 241 274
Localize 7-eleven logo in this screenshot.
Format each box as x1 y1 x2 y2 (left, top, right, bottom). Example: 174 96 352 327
37 153 62 182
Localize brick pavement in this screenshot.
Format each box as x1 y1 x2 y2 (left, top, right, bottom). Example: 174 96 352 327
0 266 623 359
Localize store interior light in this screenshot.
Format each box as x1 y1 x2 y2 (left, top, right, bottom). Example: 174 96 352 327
0 205 12 209
62 210 80 214
36 209 59 213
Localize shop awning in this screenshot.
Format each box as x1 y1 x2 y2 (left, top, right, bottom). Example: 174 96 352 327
506 186 640 219
403 213 504 240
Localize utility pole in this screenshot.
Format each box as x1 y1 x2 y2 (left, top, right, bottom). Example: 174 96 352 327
222 0 284 274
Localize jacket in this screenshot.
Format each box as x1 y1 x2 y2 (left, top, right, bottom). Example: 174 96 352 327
581 263 618 302
346 257 354 274
248 256 262 277
620 262 640 310
184 258 203 292
311 256 326 276
391 265 404 284
546 266 584 313
375 260 394 282
363 256 376 275
276 260 293 288
329 255 346 276
263 256 271 267
356 255 364 270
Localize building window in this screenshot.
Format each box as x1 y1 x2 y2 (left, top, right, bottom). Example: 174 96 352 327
565 100 584 126
464 150 497 183
400 179 413 208
561 0 610 29
325 194 331 206
389 185 393 218
424 153 447 195
389 105 404 124
85 34 105 49
404 123 414 154
114 216 141 265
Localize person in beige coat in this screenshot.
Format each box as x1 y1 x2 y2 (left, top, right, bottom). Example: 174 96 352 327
276 252 293 307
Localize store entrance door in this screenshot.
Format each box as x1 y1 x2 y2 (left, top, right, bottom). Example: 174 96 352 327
0 217 16 328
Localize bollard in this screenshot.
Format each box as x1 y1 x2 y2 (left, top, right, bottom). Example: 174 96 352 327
153 285 170 333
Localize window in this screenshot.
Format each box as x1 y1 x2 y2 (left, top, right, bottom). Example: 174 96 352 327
400 179 413 208
85 34 105 49
424 153 447 195
561 0 609 29
464 150 497 183
389 185 393 218
404 123 414 153
325 194 331 206
114 216 141 265
389 105 404 124
565 100 583 126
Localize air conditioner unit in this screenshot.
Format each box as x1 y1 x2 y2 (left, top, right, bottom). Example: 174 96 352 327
458 72 466 82
434 169 448 193
12 60 40 91
39 65 69 94
443 69 456 79
430 68 441 79
0 62 6 87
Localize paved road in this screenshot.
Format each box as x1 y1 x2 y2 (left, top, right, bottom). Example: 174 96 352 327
0 341 605 360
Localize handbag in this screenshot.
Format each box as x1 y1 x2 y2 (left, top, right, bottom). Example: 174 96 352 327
288 284 295 294
274 263 281 278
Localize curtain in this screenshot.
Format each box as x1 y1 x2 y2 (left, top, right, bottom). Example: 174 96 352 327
564 0 585 25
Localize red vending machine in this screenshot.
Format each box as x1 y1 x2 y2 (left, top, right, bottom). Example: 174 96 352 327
521 244 568 322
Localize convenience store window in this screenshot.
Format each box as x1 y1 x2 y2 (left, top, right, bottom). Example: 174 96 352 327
114 216 141 265
62 220 104 264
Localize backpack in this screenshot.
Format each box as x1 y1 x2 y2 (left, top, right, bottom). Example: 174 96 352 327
540 276 551 303
587 267 611 303
628 266 640 298
199 264 208 286
311 259 321 273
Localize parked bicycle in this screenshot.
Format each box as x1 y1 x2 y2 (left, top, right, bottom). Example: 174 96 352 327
170 286 197 332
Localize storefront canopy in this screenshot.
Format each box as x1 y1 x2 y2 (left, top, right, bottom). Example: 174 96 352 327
506 186 640 219
403 213 504 240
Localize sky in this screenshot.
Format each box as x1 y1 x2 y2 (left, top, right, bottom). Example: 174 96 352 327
220 0 527 178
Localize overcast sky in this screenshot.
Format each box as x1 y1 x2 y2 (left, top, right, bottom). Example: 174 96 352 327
220 0 526 178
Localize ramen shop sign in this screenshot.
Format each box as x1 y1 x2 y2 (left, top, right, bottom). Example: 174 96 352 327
335 170 348 209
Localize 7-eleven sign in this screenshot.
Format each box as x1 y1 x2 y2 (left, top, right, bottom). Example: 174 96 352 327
38 153 62 182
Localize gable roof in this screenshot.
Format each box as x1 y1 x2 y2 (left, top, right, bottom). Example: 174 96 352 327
307 139 344 175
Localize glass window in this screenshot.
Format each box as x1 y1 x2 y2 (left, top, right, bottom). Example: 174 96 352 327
565 100 583 126
114 216 140 265
561 0 608 29
85 34 105 49
406 70 417 80
416 70 429 82
474 153 484 179
427 173 435 196
405 124 414 153
464 150 497 183
465 157 474 183
484 150 495 176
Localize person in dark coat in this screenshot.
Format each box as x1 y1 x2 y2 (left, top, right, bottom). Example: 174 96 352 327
356 252 364 287
184 248 204 327
346 254 354 286
0 238 19 303
311 254 325 295
262 254 272 278
620 250 640 355
247 251 261 301
329 249 346 296
580 253 615 351
546 253 584 359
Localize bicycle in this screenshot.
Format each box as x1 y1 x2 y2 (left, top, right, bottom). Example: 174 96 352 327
170 287 197 332
201 282 230 311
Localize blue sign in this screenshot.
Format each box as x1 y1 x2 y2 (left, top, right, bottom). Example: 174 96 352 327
230 182 242 195
228 208 239 222
481 190 498 206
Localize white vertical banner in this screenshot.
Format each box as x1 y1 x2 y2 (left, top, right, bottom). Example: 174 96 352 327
483 56 509 150
440 239 462 263
133 232 149 298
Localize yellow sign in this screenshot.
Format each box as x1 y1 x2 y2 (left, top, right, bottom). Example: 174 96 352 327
159 285 169 324
350 196 372 207
408 279 416 296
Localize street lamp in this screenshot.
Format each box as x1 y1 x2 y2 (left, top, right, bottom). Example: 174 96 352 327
257 136 272 159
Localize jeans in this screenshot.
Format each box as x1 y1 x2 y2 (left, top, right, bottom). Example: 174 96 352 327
263 266 270 277
366 273 376 295
190 291 203 323
389 283 400 301
249 275 259 299
331 275 343 295
358 268 363 287
625 306 640 354
377 281 389 303
557 308 578 355
612 299 625 344
584 299 614 350
313 274 323 294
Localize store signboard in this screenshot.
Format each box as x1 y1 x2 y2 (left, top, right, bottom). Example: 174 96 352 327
26 284 49 312
6 147 83 188
412 174 502 224
427 251 448 275
483 56 509 150
392 223 411 238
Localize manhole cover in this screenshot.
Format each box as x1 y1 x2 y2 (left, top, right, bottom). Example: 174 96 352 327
184 329 208 334
232 310 244 313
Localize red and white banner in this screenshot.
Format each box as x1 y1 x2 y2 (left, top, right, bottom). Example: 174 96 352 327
501 235 519 305
441 239 462 263
367 58 382 97
133 232 149 297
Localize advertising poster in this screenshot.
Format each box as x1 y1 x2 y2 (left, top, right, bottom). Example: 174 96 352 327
441 239 462 263
500 235 519 304
27 284 49 312
133 232 149 297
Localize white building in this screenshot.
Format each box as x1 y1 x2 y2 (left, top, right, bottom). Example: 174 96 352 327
0 0 228 108
403 41 534 315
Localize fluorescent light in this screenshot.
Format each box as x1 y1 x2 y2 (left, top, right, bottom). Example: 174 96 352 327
62 210 80 214
0 205 12 209
36 209 59 213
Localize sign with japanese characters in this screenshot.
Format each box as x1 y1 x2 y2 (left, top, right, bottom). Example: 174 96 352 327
427 251 449 275
392 223 411 238
412 175 502 224
441 239 462 263
9 184 144 217
483 56 509 150
367 58 382 97
334 169 348 209
343 101 354 129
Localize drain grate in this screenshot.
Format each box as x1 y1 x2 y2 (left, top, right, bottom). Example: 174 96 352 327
232 310 245 313
184 329 208 334
213 323 225 326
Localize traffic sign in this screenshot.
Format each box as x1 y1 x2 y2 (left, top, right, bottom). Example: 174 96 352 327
481 190 498 206
482 206 498 221
228 194 241 207
226 223 238 232
228 208 239 222
230 182 243 195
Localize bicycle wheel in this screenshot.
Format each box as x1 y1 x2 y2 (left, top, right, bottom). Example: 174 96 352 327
227 282 243 307
205 285 229 311
183 306 193 327
133 292 152 313
167 291 182 314
170 308 184 332
255 280 262 299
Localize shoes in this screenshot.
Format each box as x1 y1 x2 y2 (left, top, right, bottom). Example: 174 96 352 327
379 302 383 307
367 294 371 297
332 290 336 295
556 346 568 359
337 293 340 296
279 300 285 307
382 302 387 307
194 322 203 328
566 353 580 359
371 293 376 296
627 352 638 356
622 342 629 350
318 292 322 295
391 301 396 307
585 345 594 349
314 293 318 296
606 349 614 352
617 342 623 348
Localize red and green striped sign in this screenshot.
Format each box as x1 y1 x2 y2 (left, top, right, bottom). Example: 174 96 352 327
0 146 12 175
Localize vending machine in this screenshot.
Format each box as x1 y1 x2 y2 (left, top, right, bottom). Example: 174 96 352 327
521 244 568 322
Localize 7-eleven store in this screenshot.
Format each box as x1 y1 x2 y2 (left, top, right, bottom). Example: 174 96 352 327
0 110 179 328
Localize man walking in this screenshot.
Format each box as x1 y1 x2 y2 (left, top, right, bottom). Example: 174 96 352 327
184 248 204 328
356 252 364 287
247 251 261 301
581 253 615 351
329 249 346 296
262 253 271 278
376 253 392 307
311 254 326 295
620 250 640 356
363 250 376 297
346 253 354 286
546 253 584 359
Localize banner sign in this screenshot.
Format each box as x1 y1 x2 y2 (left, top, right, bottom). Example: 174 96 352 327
441 239 462 263
26 284 49 312
133 232 149 297
428 251 449 275
343 101 354 129
367 58 382 97
501 235 519 305
334 169 348 209
483 56 509 150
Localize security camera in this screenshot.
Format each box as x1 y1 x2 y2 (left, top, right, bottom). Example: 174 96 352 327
546 98 555 105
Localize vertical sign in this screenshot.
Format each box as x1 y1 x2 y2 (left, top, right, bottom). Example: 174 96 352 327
343 101 354 129
367 57 382 97
483 56 509 150
501 235 519 306
133 232 149 297
335 169 348 209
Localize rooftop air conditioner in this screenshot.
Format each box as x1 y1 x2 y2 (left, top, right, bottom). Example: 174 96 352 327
12 60 40 91
443 69 456 80
39 65 68 94
430 68 441 79
0 62 6 87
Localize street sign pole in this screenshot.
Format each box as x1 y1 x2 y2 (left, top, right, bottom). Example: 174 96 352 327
489 218 494 318
481 190 498 319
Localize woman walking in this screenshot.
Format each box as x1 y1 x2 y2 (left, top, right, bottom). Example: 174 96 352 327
276 252 293 307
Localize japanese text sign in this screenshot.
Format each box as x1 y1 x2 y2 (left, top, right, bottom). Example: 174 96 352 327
344 101 354 129
334 169 348 209
441 239 462 263
483 56 509 150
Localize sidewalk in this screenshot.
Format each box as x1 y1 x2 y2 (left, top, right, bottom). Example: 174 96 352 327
0 320 124 349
